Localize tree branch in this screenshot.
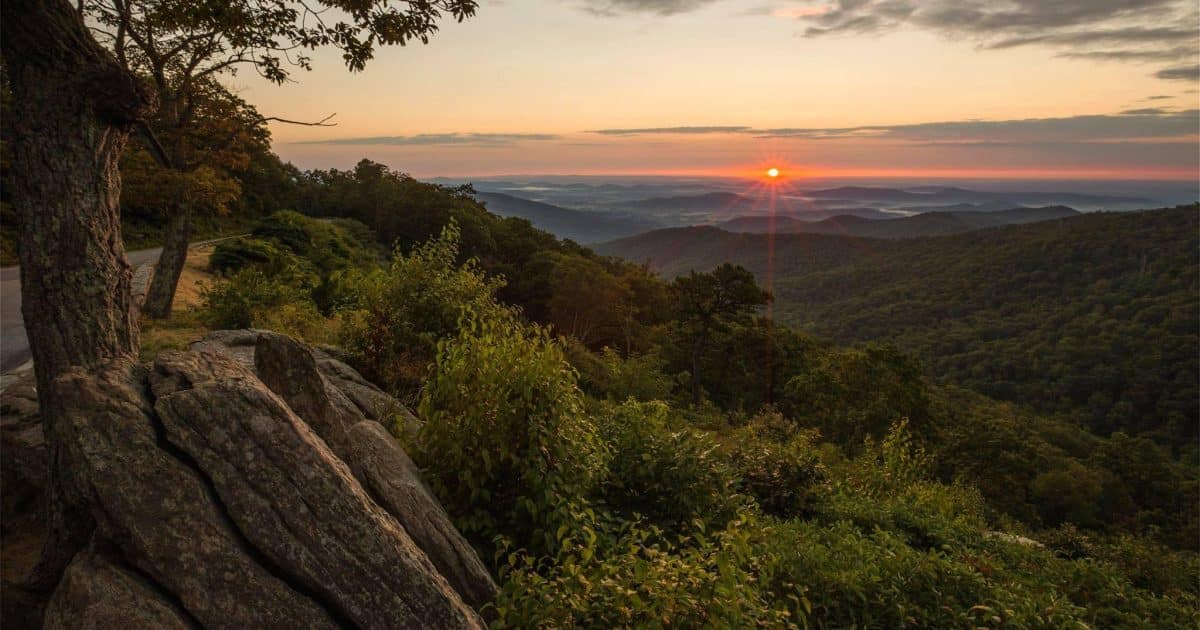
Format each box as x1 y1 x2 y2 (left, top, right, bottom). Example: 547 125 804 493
135 120 174 168
257 113 338 127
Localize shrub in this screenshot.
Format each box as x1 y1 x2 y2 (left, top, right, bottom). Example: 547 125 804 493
821 421 989 551
490 515 791 629
339 221 505 399
595 399 742 534
199 266 325 340
416 310 607 558
722 409 829 518
210 211 375 275
574 347 676 403
1031 461 1105 528
209 236 285 274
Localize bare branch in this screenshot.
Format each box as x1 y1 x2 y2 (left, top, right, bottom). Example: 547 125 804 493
256 112 338 127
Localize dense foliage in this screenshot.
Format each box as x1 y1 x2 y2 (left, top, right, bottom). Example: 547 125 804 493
174 164 1196 626
600 207 1200 451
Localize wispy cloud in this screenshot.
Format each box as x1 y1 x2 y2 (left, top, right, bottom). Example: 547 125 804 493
589 125 752 135
1156 64 1200 81
586 109 1200 143
579 0 717 17
295 133 561 147
788 0 1199 82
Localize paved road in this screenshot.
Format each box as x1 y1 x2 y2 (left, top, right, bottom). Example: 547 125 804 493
0 247 164 373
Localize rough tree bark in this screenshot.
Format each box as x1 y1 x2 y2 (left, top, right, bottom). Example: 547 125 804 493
0 0 154 590
141 204 191 319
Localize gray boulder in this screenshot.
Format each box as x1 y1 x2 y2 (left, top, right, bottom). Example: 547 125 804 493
43 546 192 630
34 338 490 628
52 358 338 628
152 349 482 628
191 329 419 437
253 332 498 610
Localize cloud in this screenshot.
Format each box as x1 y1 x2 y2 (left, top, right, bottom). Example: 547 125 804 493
295 133 561 146
586 109 1200 144
589 125 753 135
753 109 1200 142
793 0 1199 81
1156 64 1200 81
580 0 717 16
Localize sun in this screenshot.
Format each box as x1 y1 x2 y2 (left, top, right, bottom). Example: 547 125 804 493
766 167 780 178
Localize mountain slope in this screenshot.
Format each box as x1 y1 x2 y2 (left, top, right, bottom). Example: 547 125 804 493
598 206 1200 440
474 191 659 243
801 186 1152 209
719 206 1080 238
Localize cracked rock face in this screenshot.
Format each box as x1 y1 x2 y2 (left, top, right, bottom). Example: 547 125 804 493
38 331 491 628
1 371 45 522
43 546 193 630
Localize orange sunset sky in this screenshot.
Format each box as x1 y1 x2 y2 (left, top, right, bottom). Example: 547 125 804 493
234 0 1200 179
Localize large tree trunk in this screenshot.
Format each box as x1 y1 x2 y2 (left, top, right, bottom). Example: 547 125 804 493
1 0 154 591
142 204 192 319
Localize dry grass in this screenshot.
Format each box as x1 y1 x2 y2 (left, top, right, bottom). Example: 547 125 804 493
138 245 218 360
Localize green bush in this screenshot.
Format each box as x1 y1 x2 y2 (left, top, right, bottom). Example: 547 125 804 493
338 222 505 399
209 236 285 274
490 515 791 629
416 309 607 558
574 347 677 403
722 409 829 518
199 267 327 341
595 399 742 534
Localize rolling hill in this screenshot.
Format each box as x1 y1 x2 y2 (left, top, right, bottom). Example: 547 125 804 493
609 192 899 222
800 185 1152 210
597 205 1199 440
718 206 1080 238
473 191 660 243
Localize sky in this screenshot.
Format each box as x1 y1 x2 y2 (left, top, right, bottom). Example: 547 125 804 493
237 0 1200 179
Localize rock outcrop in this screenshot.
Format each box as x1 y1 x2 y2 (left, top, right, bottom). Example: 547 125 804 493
0 372 44 522
9 331 492 628
43 546 193 630
252 332 497 609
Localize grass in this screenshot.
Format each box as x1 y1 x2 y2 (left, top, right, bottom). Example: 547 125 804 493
137 246 218 360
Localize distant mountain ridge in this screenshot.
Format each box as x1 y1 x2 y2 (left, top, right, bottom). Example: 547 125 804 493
801 185 1152 208
473 191 660 243
718 206 1080 238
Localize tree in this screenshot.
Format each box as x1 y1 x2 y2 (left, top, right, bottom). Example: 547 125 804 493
84 0 479 317
1 0 156 590
546 255 630 347
670 264 771 405
1 0 477 595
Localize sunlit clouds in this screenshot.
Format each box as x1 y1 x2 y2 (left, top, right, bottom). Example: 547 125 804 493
247 0 1200 178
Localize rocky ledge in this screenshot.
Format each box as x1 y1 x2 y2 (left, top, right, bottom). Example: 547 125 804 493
1 330 496 628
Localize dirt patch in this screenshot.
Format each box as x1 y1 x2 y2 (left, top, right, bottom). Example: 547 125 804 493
172 244 218 310
138 245 218 361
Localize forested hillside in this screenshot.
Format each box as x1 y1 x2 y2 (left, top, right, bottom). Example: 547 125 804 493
6 145 1197 624
184 177 1198 624
719 205 1080 238
598 206 1199 448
